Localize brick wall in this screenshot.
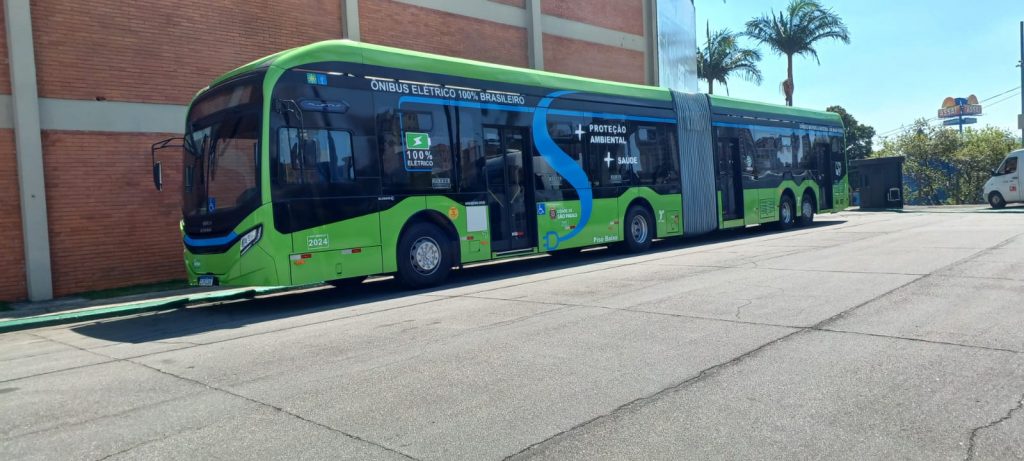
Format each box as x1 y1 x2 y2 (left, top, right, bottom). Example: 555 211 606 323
542 0 643 35
360 0 529 67
41 131 184 297
30 0 344 105
543 34 644 84
0 6 10 94
0 130 26 301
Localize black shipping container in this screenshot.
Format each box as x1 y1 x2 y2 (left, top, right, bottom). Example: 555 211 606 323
850 157 905 209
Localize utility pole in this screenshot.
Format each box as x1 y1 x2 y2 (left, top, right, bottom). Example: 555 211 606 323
1019 21 1023 146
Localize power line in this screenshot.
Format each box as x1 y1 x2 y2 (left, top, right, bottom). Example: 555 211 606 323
984 90 1022 109
979 86 1021 103
877 117 939 138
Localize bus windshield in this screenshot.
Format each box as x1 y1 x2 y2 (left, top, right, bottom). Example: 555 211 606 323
183 75 263 234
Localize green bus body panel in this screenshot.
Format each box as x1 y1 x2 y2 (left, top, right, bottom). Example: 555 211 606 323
181 40 849 288
739 180 848 226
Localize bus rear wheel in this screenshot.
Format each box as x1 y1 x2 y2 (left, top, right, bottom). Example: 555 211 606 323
796 194 815 227
776 195 796 230
396 222 452 289
621 205 654 252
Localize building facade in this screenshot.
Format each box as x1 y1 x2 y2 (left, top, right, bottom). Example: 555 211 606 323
0 0 695 301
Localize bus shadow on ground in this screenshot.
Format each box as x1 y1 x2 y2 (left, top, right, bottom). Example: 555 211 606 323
72 220 844 344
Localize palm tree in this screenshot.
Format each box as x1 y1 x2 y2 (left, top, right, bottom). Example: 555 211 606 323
697 26 763 95
745 0 850 106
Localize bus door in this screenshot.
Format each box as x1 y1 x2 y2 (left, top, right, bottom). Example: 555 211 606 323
818 143 835 210
483 126 536 253
715 136 744 220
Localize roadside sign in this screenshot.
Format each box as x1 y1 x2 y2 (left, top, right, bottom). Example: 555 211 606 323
942 117 977 126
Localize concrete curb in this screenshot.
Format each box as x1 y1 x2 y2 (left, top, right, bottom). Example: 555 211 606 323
0 286 292 334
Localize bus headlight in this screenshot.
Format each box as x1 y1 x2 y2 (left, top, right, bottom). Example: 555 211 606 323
239 225 263 256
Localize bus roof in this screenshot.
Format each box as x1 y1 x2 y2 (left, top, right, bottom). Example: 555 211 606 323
211 39 842 125
708 94 842 126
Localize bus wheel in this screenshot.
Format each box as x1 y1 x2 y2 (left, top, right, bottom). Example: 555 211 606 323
989 192 1006 209
622 205 654 252
796 194 815 227
776 195 796 230
396 222 452 288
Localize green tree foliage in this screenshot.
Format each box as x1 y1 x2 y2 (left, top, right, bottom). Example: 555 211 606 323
745 0 850 106
697 25 763 95
826 105 875 161
875 121 1018 204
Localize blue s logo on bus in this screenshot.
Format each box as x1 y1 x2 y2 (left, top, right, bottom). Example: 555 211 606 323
533 91 592 251
536 203 546 215
207 197 216 213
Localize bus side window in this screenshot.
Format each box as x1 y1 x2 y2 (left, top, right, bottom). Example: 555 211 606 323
752 127 778 179
457 107 486 193
634 125 678 190
377 101 454 194
535 120 584 201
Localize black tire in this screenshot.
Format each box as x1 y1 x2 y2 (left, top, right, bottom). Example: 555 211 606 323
396 222 452 288
621 205 654 252
327 276 367 289
796 193 815 227
776 195 796 230
989 192 1006 209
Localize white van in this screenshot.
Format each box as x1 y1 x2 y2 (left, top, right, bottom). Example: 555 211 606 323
984 149 1023 209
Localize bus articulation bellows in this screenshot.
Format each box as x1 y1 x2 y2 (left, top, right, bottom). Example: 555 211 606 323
151 40 847 289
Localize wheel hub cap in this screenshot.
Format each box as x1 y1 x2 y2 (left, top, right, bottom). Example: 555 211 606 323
632 215 649 243
782 203 792 222
411 237 441 275
802 201 813 217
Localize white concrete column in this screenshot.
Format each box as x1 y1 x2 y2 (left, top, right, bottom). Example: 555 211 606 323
526 0 543 70
643 0 659 86
5 0 53 301
342 0 361 40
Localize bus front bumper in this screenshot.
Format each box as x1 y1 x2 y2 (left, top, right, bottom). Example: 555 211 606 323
184 243 281 287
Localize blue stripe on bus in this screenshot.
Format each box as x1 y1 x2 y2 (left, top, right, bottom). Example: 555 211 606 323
533 91 593 250
547 109 676 124
712 121 839 132
397 96 677 124
184 232 238 247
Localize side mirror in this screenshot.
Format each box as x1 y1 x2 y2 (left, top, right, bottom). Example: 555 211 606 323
153 162 163 191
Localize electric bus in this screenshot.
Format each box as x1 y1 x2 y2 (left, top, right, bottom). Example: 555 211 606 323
151 40 847 289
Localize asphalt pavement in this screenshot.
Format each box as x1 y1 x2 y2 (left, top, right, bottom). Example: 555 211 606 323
2 209 1023 460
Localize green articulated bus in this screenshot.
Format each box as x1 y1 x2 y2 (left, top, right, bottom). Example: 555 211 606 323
151 40 847 289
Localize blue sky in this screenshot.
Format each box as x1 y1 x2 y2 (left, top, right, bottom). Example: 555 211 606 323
694 0 1024 142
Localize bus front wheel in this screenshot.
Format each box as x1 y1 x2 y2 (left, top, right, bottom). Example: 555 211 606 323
621 205 654 252
396 222 452 288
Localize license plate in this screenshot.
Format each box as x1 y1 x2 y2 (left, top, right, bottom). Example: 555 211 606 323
197 275 216 287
